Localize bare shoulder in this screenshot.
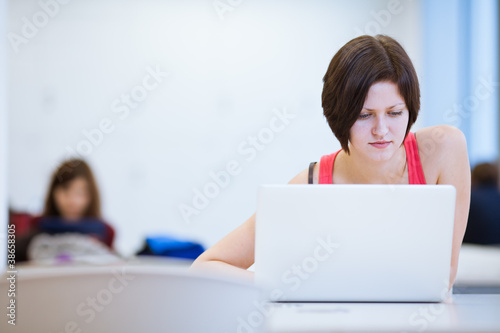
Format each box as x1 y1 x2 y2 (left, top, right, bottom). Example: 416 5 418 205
414 125 468 183
415 125 467 156
288 162 320 184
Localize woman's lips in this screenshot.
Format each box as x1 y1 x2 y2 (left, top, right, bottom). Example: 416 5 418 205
369 141 391 149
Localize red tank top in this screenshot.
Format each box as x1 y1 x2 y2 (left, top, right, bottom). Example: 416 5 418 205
318 132 426 184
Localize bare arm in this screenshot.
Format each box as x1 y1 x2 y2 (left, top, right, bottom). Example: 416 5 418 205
189 167 314 281
426 126 471 288
190 213 257 282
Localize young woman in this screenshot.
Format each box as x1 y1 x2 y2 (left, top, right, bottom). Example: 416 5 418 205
190 35 471 288
16 158 115 261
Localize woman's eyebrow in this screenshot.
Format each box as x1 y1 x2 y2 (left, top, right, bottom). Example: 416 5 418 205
362 103 405 111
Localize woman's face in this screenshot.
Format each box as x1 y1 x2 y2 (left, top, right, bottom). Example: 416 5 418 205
53 177 91 220
349 81 409 162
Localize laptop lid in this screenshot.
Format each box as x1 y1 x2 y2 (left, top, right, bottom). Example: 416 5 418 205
255 184 456 302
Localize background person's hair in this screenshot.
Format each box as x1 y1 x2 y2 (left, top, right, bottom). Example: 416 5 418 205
471 162 499 187
42 158 102 218
322 34 420 154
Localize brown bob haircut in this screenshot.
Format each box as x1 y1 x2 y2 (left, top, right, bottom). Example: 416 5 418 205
322 35 420 154
43 158 102 218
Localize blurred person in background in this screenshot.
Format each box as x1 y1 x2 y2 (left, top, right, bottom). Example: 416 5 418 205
14 158 116 262
463 162 500 245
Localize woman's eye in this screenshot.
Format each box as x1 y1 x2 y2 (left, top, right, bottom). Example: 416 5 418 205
389 111 403 117
358 113 370 119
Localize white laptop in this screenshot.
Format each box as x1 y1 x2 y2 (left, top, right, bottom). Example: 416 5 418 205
255 184 456 302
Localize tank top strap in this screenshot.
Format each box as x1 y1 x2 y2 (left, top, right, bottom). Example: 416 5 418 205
404 132 426 184
318 133 426 185
319 149 341 184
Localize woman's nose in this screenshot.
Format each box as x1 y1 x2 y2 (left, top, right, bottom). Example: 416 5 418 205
372 116 388 137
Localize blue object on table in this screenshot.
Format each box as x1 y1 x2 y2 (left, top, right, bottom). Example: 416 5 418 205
145 236 205 259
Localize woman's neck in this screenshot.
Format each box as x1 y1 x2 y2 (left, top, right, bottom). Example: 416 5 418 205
338 145 408 184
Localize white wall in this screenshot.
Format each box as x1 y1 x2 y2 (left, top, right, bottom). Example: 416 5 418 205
1 0 7 271
421 0 499 167
8 0 422 256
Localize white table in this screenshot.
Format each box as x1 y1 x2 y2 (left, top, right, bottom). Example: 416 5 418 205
266 294 500 332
